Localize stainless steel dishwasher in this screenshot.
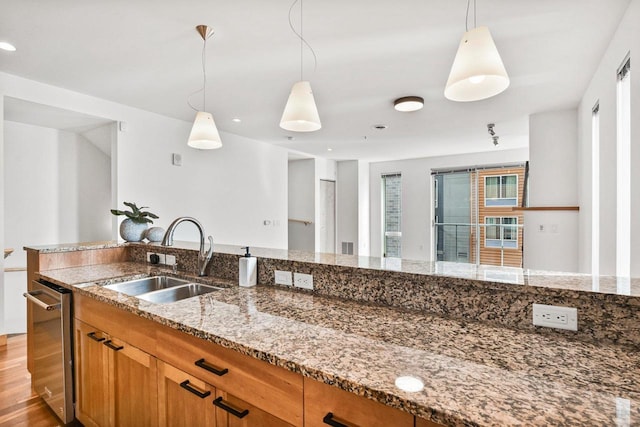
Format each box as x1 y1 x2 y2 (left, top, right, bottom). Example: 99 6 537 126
24 279 74 424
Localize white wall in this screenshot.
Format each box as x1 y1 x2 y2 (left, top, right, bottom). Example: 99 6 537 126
126 128 288 249
0 99 5 337
525 110 579 272
336 159 370 256
370 148 528 261
578 0 640 276
0 71 289 249
357 160 370 256
288 159 315 251
0 71 290 336
287 157 337 253
337 161 358 254
3 121 112 333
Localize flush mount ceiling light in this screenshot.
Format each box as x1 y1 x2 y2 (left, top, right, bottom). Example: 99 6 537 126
187 25 222 150
394 96 424 112
0 41 16 51
280 0 321 132
444 0 510 102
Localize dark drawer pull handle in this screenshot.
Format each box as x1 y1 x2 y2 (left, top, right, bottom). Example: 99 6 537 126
179 380 211 399
87 332 105 342
103 340 124 351
195 358 229 376
213 396 249 419
323 412 348 427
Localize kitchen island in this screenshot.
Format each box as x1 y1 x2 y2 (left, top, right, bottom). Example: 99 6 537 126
25 241 640 426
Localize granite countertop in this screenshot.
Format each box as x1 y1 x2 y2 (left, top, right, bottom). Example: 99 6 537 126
39 262 640 426
25 240 640 297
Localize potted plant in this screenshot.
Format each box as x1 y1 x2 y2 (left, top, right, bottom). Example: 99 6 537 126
110 202 159 242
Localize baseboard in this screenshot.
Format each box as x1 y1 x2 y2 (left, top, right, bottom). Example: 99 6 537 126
0 334 6 347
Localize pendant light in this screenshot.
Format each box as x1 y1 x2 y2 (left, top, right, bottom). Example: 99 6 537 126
187 25 222 149
444 0 509 102
280 0 321 132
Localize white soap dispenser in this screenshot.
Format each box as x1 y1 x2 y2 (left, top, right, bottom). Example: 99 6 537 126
239 246 257 287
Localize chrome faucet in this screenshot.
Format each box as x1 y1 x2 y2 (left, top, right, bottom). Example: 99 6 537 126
161 217 214 276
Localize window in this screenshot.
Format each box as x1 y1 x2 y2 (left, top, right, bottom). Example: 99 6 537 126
591 102 600 278
616 55 630 279
382 173 401 257
484 175 517 206
485 217 518 249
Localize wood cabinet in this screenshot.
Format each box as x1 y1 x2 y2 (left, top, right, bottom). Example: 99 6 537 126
303 378 413 427
74 319 158 427
157 326 303 426
214 389 295 427
157 360 295 427
75 320 110 427
73 292 433 427
74 294 302 427
416 417 445 427
158 361 216 427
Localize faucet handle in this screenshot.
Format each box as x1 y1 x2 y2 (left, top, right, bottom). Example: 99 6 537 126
206 236 214 254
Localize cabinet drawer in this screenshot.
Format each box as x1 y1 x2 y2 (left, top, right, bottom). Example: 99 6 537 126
158 361 216 427
215 389 296 427
157 327 303 426
416 417 445 427
74 293 158 355
303 378 413 427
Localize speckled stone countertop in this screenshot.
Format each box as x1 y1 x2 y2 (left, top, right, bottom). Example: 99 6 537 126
26 240 640 297
39 262 640 426
24 240 123 253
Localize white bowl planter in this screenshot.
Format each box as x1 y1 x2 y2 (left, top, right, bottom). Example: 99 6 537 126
119 219 148 242
145 227 165 242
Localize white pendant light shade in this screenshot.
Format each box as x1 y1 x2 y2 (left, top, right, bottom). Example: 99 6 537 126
444 26 510 102
280 81 322 132
187 111 222 150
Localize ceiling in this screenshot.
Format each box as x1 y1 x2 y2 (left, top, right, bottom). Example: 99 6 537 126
4 97 113 133
0 0 630 162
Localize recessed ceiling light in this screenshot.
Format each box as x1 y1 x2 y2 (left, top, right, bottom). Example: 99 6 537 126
393 96 424 112
372 124 388 130
0 41 16 52
232 118 241 123
327 148 333 151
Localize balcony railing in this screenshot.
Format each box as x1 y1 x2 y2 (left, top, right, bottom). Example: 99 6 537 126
434 222 525 267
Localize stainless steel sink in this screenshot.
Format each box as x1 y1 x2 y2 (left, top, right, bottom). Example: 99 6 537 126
137 284 222 304
104 276 190 296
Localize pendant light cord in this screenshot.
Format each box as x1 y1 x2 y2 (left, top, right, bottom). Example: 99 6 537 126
288 0 317 80
187 34 209 112
202 37 207 111
465 0 477 32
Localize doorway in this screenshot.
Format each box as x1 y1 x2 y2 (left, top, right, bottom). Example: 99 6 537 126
433 165 526 267
3 97 116 334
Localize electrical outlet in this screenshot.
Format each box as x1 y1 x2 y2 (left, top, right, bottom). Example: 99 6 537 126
532 303 578 331
294 272 313 290
165 255 176 266
146 252 165 264
274 270 292 286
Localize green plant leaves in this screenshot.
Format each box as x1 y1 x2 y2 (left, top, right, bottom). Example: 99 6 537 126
110 202 158 224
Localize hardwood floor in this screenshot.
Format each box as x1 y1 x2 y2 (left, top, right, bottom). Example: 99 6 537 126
0 334 63 427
